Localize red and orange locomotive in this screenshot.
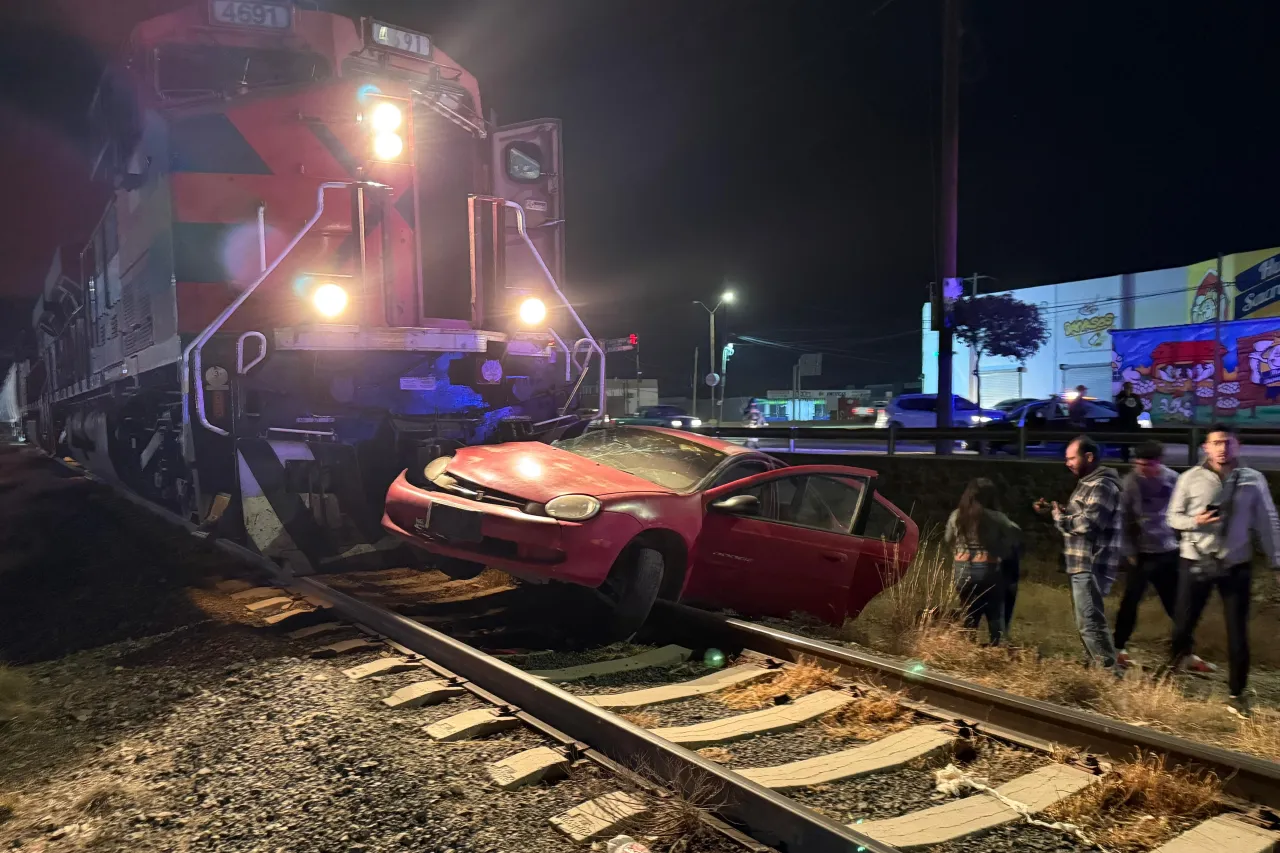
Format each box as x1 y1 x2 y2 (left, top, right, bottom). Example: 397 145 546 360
21 1 603 572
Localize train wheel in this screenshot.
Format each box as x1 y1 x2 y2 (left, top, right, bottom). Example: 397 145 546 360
599 545 664 641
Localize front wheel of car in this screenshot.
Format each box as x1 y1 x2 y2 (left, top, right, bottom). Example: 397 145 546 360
599 545 664 641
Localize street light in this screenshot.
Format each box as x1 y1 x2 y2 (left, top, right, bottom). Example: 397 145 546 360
693 288 737 422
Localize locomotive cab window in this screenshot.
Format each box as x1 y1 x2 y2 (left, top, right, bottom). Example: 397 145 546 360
505 142 542 182
155 45 330 99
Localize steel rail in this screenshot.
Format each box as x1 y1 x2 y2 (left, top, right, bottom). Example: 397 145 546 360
44 454 897 853
650 601 1280 809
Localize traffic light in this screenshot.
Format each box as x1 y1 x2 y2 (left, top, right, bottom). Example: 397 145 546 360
628 333 638 346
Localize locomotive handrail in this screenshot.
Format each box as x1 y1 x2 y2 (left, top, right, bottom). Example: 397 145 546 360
236 331 268 375
181 181 350 447
547 328 571 382
499 198 606 417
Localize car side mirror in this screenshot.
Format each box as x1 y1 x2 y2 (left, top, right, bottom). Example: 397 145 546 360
710 494 760 515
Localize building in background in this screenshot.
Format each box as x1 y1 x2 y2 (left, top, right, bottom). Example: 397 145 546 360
581 379 660 417
922 246 1280 413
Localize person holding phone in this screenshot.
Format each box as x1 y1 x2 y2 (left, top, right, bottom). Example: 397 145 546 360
1037 436 1124 674
1166 423 1280 717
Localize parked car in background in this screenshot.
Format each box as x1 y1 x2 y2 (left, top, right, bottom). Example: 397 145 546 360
992 397 1041 414
875 394 1005 429
611 405 702 430
383 427 919 637
979 397 1149 455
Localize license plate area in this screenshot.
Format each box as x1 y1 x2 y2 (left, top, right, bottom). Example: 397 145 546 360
430 503 483 543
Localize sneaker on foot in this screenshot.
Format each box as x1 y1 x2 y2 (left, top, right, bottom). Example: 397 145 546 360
1116 650 1135 669
1226 694 1253 718
1185 655 1218 675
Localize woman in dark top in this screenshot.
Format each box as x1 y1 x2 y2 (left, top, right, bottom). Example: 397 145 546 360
946 478 1022 644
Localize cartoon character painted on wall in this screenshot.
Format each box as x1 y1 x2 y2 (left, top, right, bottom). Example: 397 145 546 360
1190 271 1224 325
1248 338 1280 402
1120 341 1225 423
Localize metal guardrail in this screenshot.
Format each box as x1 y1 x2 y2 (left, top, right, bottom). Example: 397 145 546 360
690 423 1280 465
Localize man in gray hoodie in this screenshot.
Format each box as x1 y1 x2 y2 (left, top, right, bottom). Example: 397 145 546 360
1037 435 1124 672
1166 423 1280 717
1115 440 1216 671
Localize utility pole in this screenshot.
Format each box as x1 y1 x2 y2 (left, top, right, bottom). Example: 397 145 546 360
692 346 699 420
935 0 960 450
1214 252 1224 418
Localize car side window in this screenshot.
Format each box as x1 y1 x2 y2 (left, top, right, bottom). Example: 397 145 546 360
775 475 865 533
708 460 771 489
861 496 906 542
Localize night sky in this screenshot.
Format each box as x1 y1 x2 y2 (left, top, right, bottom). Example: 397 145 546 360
1 0 1278 394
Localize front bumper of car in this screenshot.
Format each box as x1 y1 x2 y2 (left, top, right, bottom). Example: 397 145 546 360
381 472 642 587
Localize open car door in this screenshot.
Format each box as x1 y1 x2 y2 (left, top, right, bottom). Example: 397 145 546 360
684 465 900 625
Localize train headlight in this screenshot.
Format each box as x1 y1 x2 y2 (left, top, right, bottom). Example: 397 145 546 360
518 296 547 325
373 131 404 160
370 102 402 132
312 283 348 318
544 494 601 521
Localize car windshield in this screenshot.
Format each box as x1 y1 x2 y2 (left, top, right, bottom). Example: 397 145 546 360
640 407 687 418
552 427 726 491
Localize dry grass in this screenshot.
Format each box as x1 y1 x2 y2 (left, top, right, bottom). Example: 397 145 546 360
820 691 913 741
0 793 16 824
718 659 839 710
74 780 145 816
611 758 727 850
0 665 33 723
846 535 1280 761
622 710 661 729
695 747 734 764
1045 753 1223 852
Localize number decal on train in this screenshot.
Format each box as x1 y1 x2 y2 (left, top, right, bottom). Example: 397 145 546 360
210 1 291 30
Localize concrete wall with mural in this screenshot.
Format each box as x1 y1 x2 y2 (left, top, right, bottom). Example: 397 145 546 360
1112 317 1280 425
922 245 1280 412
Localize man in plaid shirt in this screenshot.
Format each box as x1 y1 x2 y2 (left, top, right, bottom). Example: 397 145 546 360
1038 435 1123 673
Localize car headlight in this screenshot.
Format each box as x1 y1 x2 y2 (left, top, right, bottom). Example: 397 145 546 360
671 419 683 427
689 418 702 428
971 415 992 423
424 456 452 482
544 494 601 521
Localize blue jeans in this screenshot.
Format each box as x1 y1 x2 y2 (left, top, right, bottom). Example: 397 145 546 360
1069 572 1118 670
955 563 1005 645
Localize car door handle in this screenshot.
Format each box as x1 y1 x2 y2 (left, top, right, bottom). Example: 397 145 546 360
821 551 848 562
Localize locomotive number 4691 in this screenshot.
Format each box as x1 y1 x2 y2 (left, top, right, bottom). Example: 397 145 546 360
211 0 291 29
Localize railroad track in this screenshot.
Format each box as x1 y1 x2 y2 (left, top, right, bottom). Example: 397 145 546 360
46 454 1280 852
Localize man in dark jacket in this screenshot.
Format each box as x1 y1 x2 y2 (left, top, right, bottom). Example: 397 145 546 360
1038 435 1123 673
1114 381 1143 461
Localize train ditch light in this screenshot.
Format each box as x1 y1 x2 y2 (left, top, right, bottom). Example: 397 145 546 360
312 283 349 318
518 296 547 326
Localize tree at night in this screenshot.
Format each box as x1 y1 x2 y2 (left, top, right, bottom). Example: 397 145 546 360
953 294 1050 403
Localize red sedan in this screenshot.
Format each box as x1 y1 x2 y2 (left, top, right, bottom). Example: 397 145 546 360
383 427 919 637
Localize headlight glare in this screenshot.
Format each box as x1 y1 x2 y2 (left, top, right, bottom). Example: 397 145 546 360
312 283 348 318
373 131 404 160
518 296 547 325
370 102 402 132
544 494 601 521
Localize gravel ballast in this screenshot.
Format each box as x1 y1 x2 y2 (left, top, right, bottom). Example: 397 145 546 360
0 450 744 853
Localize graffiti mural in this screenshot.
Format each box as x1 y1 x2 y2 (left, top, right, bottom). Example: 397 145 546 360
1112 317 1280 425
